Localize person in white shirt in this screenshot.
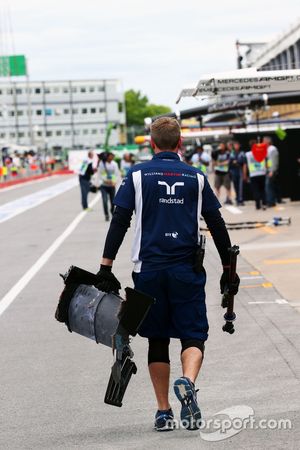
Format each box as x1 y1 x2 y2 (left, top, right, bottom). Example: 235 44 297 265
98 152 120 221
263 136 281 206
191 145 211 174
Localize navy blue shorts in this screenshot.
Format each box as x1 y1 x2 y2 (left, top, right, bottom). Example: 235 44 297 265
132 263 208 341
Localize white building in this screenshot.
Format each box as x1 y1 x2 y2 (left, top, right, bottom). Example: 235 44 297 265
241 19 300 70
0 79 125 149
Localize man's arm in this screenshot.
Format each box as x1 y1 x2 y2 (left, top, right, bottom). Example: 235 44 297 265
202 209 231 267
101 206 133 266
96 206 133 293
202 208 240 295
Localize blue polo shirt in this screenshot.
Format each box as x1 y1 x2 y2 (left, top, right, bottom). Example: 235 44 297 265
114 151 220 272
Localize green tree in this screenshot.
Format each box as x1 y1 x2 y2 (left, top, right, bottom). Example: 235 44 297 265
125 89 171 126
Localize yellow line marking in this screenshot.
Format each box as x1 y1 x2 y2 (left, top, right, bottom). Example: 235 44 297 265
239 270 261 275
262 282 273 288
241 282 273 289
264 258 300 265
260 226 278 235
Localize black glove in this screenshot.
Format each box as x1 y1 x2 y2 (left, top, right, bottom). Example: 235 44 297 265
220 270 240 296
95 265 121 294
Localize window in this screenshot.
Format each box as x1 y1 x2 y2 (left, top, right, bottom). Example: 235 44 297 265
35 88 41 94
82 108 87 114
72 108 78 114
37 131 42 137
36 110 42 116
89 86 95 92
80 87 86 93
83 129 89 135
0 132 5 138
63 109 69 115
72 86 77 93
44 87 51 94
46 131 52 137
7 88 13 95
17 110 24 116
10 132 15 138
91 108 96 114
9 111 15 117
73 130 80 136
65 130 71 136
63 87 69 94
53 87 60 94
91 129 98 134
16 88 22 95
18 132 25 138
56 130 62 136
0 90 2 95
99 107 105 113
118 102 123 113
98 85 104 92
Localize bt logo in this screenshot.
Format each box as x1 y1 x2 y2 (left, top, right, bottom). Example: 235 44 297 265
158 181 184 195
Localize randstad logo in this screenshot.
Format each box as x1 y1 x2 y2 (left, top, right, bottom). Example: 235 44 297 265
158 181 184 204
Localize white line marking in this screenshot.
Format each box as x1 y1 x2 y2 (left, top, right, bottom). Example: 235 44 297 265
0 193 100 317
0 175 59 193
248 300 289 305
240 240 300 251
0 177 77 224
224 205 243 215
241 276 264 280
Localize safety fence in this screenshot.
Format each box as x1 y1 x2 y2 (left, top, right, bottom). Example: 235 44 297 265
0 162 68 184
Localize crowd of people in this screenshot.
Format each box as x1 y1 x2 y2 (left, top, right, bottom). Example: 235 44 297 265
0 150 57 180
79 136 283 219
184 136 282 210
78 151 135 220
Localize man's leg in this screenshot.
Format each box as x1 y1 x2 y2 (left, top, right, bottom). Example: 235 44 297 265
108 187 116 215
214 174 221 198
80 177 89 209
181 347 203 383
148 338 170 410
100 186 109 219
250 177 260 209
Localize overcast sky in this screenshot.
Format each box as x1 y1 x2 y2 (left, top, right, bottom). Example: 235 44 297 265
3 0 300 110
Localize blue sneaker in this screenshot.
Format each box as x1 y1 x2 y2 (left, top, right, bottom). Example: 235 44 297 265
154 408 174 431
173 377 202 430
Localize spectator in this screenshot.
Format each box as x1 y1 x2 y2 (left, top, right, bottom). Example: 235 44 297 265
212 142 232 204
229 141 246 206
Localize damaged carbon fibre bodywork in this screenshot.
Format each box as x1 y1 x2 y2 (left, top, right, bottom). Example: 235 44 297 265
55 265 154 407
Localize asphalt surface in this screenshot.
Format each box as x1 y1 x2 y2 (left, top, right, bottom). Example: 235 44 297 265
0 175 299 450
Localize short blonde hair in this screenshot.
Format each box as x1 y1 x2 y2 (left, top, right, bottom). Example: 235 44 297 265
151 117 181 150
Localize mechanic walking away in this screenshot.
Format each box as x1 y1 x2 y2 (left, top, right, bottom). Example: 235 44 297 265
229 141 246 206
263 136 282 207
98 152 120 221
78 151 95 210
212 142 233 204
95 117 239 432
